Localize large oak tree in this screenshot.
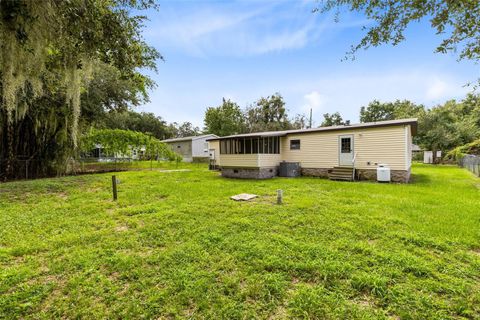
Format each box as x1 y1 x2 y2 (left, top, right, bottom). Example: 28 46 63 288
0 0 159 179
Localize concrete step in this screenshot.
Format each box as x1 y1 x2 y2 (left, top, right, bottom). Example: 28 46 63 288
328 167 354 181
328 175 353 181
330 172 353 177
332 166 354 172
329 170 353 175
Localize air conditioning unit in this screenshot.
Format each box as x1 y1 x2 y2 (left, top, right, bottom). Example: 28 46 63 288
377 164 391 182
279 161 301 177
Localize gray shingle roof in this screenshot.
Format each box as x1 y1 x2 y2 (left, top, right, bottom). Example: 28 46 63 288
162 134 218 143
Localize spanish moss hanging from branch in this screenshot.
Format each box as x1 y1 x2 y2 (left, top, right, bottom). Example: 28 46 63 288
0 0 160 180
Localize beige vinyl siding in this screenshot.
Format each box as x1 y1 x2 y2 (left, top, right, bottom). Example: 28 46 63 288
281 125 408 170
220 153 281 168
258 154 282 167
220 154 259 167
406 125 412 170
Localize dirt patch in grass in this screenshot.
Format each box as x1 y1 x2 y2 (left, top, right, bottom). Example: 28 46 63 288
115 225 129 232
57 192 68 200
353 294 375 308
470 248 480 256
249 195 280 205
268 305 288 319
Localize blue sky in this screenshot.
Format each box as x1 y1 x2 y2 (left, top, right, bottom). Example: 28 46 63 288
138 0 478 128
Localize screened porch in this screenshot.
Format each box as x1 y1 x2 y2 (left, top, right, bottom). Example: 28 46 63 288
218 136 283 168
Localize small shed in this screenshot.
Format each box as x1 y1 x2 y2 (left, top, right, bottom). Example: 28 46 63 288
423 151 442 164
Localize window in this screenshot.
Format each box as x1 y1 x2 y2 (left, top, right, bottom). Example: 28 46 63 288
219 137 280 154
290 139 300 150
341 138 351 153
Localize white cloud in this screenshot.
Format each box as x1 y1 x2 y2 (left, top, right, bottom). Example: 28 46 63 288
142 68 472 128
426 78 448 100
141 2 476 127
280 69 471 124
303 91 326 111
147 1 344 57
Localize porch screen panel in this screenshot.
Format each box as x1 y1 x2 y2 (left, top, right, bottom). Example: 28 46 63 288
245 138 252 154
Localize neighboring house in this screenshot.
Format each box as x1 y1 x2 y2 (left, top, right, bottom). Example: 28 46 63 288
412 144 422 153
84 144 145 162
411 144 423 161
208 119 417 183
162 134 219 162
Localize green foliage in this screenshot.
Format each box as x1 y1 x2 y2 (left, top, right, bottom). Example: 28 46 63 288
81 129 180 161
315 1 480 65
0 0 159 180
204 98 245 136
321 112 345 126
246 93 291 132
172 121 201 138
80 63 154 124
360 100 426 123
0 0 159 130
99 111 173 140
357 96 480 157
416 97 480 153
0 164 479 318
446 139 480 160
203 94 307 136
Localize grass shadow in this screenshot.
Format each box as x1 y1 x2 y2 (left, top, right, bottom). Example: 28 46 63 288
409 173 431 184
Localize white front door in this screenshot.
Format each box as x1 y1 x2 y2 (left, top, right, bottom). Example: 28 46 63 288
339 135 354 166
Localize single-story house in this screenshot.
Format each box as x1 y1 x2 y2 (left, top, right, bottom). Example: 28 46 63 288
207 118 417 183
83 144 145 162
162 134 219 162
412 144 422 153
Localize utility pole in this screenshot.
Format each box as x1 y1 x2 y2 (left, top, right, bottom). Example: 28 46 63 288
309 108 313 129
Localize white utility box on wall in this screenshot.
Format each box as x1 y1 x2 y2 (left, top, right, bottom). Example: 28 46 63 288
377 164 391 182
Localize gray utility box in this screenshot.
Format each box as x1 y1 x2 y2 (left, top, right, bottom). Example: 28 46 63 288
278 161 301 177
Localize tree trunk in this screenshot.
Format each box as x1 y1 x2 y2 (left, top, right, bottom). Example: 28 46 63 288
5 116 14 180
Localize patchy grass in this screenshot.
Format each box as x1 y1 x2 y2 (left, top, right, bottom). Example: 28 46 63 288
0 163 479 319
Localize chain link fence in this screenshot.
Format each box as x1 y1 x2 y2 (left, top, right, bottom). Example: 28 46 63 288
459 154 480 177
71 158 137 175
0 159 45 180
1 157 190 181
1 158 152 181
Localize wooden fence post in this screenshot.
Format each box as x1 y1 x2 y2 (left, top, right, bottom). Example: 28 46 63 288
112 175 118 201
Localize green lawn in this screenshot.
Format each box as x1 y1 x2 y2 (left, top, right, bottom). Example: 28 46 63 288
0 164 479 319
